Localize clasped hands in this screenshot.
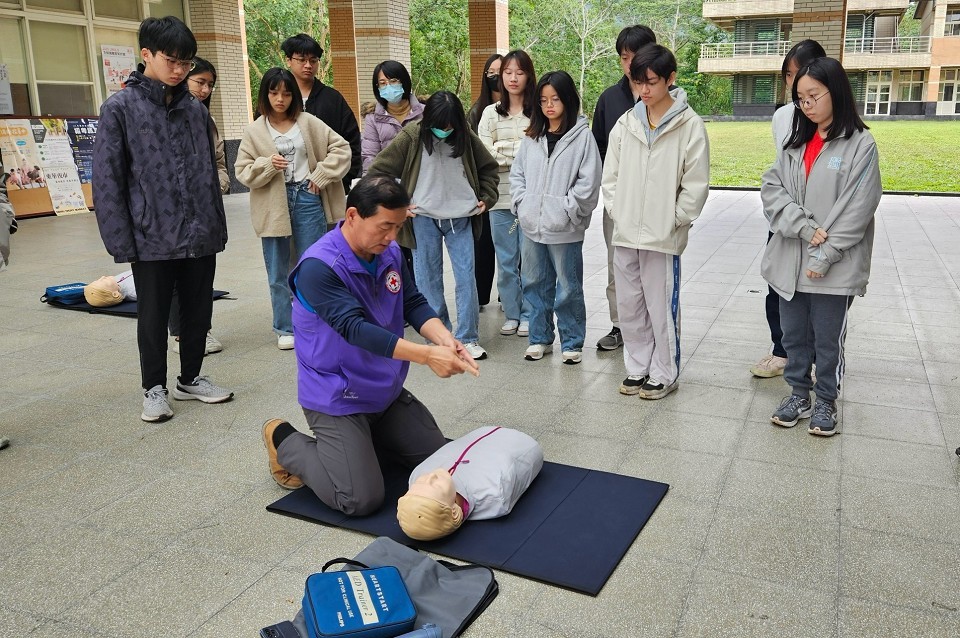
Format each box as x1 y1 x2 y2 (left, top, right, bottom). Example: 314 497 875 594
806 226 828 279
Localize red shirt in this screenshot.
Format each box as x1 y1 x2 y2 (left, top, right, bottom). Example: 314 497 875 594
803 133 824 180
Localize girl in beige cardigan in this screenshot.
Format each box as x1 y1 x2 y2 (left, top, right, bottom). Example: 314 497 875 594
235 68 351 350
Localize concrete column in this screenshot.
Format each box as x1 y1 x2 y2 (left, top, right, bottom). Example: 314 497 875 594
355 0 411 108
328 0 361 120
790 0 849 61
468 0 509 103
189 0 252 140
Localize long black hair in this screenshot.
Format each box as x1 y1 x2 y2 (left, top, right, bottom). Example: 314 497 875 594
527 71 580 139
420 91 469 158
495 49 536 118
256 67 303 121
786 57 866 150
781 39 826 86
467 53 503 131
188 56 217 108
371 60 412 109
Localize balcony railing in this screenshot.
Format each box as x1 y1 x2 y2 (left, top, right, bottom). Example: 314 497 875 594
700 40 792 58
844 36 932 54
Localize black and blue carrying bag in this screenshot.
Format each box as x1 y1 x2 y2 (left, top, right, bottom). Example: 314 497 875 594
41 282 87 305
302 558 416 638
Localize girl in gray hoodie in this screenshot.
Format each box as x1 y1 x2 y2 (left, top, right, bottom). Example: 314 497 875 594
761 57 882 437
510 71 601 364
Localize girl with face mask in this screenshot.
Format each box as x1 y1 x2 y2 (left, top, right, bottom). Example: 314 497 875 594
367 91 500 361
360 61 423 174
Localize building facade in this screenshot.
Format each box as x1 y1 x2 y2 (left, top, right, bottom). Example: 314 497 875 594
698 0 960 117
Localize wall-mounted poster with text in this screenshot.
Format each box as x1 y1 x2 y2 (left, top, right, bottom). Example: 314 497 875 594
101 45 136 97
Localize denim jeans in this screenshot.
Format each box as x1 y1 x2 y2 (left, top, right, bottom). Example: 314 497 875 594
261 182 326 335
490 208 530 322
521 239 586 352
411 215 479 343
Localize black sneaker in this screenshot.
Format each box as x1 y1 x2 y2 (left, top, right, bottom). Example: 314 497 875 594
597 326 623 351
808 399 838 437
771 394 812 428
619 375 648 395
638 378 679 400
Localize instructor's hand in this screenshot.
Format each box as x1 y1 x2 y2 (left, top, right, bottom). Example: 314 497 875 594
426 345 479 378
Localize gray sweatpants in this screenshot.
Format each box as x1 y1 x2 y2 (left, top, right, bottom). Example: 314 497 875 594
276 388 446 516
602 210 619 326
614 246 682 384
779 292 853 403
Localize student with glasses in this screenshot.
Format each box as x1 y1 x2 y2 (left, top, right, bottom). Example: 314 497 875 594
762 57 882 437
93 16 233 422
282 33 362 193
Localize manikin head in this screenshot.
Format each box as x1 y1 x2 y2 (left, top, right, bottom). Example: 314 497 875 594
396 469 464 541
83 276 123 307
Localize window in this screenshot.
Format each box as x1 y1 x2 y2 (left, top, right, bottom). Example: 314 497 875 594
26 0 84 12
93 0 140 20
946 12 960 37
940 68 958 103
0 18 30 115
30 21 94 114
148 0 185 21
897 70 925 102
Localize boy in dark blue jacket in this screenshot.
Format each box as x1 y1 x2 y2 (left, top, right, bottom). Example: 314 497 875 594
93 16 232 422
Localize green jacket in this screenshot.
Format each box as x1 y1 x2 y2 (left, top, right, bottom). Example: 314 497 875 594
367 122 500 249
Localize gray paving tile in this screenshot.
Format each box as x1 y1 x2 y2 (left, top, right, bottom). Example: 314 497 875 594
638 409 743 456
0 605 44 633
839 401 946 446
719 458 840 522
840 527 960 613
924 361 960 387
841 376 936 412
838 596 960 638
841 435 956 488
537 431 629 472
840 475 960 545
629 494 713 565
918 339 960 363
736 419 842 471
703 506 840 592
547 395 653 441
676 567 838 638
620 444 731 503
18 621 100 638
930 383 960 416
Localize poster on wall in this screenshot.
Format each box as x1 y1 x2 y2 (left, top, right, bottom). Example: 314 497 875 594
0 119 44 189
66 118 98 184
0 64 13 115
101 45 136 97
32 119 76 167
44 165 89 215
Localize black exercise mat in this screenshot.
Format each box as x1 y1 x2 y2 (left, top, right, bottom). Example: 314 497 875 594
267 460 669 596
43 290 230 316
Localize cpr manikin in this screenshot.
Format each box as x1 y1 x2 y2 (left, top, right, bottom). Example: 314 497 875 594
396 426 544 541
83 270 137 307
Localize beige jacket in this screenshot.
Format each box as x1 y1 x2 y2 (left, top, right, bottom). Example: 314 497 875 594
601 92 710 256
235 112 351 237
478 103 530 210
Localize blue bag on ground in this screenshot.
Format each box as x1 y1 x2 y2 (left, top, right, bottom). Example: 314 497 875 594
302 558 416 638
40 282 87 305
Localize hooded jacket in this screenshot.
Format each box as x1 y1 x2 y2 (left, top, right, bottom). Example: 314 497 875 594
509 116 601 245
760 128 881 300
360 95 424 174
601 87 710 256
93 70 227 264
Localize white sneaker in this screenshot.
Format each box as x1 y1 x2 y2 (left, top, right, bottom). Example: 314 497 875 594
277 335 295 350
500 319 520 335
524 344 552 361
562 350 582 365
204 332 223 354
463 342 488 360
171 375 234 404
141 385 173 422
517 321 530 337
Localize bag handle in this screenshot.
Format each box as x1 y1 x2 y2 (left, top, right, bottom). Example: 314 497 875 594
321 557 370 572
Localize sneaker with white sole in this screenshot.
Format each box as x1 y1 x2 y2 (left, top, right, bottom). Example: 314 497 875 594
620 375 648 395
172 375 234 404
771 394 812 427
751 354 787 378
204 332 223 354
500 319 520 335
277 335 295 350
524 344 552 360
808 399 838 437
562 350 582 365
141 385 173 422
596 326 623 351
517 321 530 337
638 378 679 400
463 342 488 360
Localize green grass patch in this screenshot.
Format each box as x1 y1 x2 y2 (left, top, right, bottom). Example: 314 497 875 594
705 120 960 192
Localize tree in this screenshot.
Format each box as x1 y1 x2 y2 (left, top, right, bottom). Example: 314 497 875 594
409 0 470 104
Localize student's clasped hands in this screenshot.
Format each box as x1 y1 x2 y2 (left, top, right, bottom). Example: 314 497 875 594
806 226 828 279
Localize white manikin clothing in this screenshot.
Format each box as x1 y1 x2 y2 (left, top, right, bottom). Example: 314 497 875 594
408 426 544 520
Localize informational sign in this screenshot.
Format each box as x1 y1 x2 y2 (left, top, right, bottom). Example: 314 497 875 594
0 119 43 183
66 118 98 184
33 119 76 167
44 164 89 215
0 64 12 115
101 45 136 97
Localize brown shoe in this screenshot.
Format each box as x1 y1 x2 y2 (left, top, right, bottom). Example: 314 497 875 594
262 419 303 490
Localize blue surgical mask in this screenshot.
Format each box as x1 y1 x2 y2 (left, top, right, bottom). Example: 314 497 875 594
431 127 453 140
379 84 405 105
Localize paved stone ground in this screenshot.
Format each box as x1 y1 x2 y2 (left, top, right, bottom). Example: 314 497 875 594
1 190 959 637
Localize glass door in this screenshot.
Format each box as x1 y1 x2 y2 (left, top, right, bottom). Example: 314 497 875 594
865 70 891 115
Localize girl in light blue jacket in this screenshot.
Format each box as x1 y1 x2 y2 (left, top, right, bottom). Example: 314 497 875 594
510 71 601 364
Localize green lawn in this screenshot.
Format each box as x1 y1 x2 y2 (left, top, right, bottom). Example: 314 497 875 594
705 120 960 193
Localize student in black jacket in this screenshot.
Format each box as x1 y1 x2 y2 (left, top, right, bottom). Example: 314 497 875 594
591 25 657 352
282 33 362 192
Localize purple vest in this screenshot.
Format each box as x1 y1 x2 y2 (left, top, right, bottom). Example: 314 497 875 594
289 223 408 415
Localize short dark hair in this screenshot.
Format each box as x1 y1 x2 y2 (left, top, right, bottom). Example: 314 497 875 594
781 39 826 85
188 56 217 108
527 71 580 139
347 175 411 218
495 49 537 119
256 68 303 121
420 91 469 158
616 25 656 56
139 16 197 60
281 33 323 59
372 60 413 108
786 57 867 149
630 44 677 84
